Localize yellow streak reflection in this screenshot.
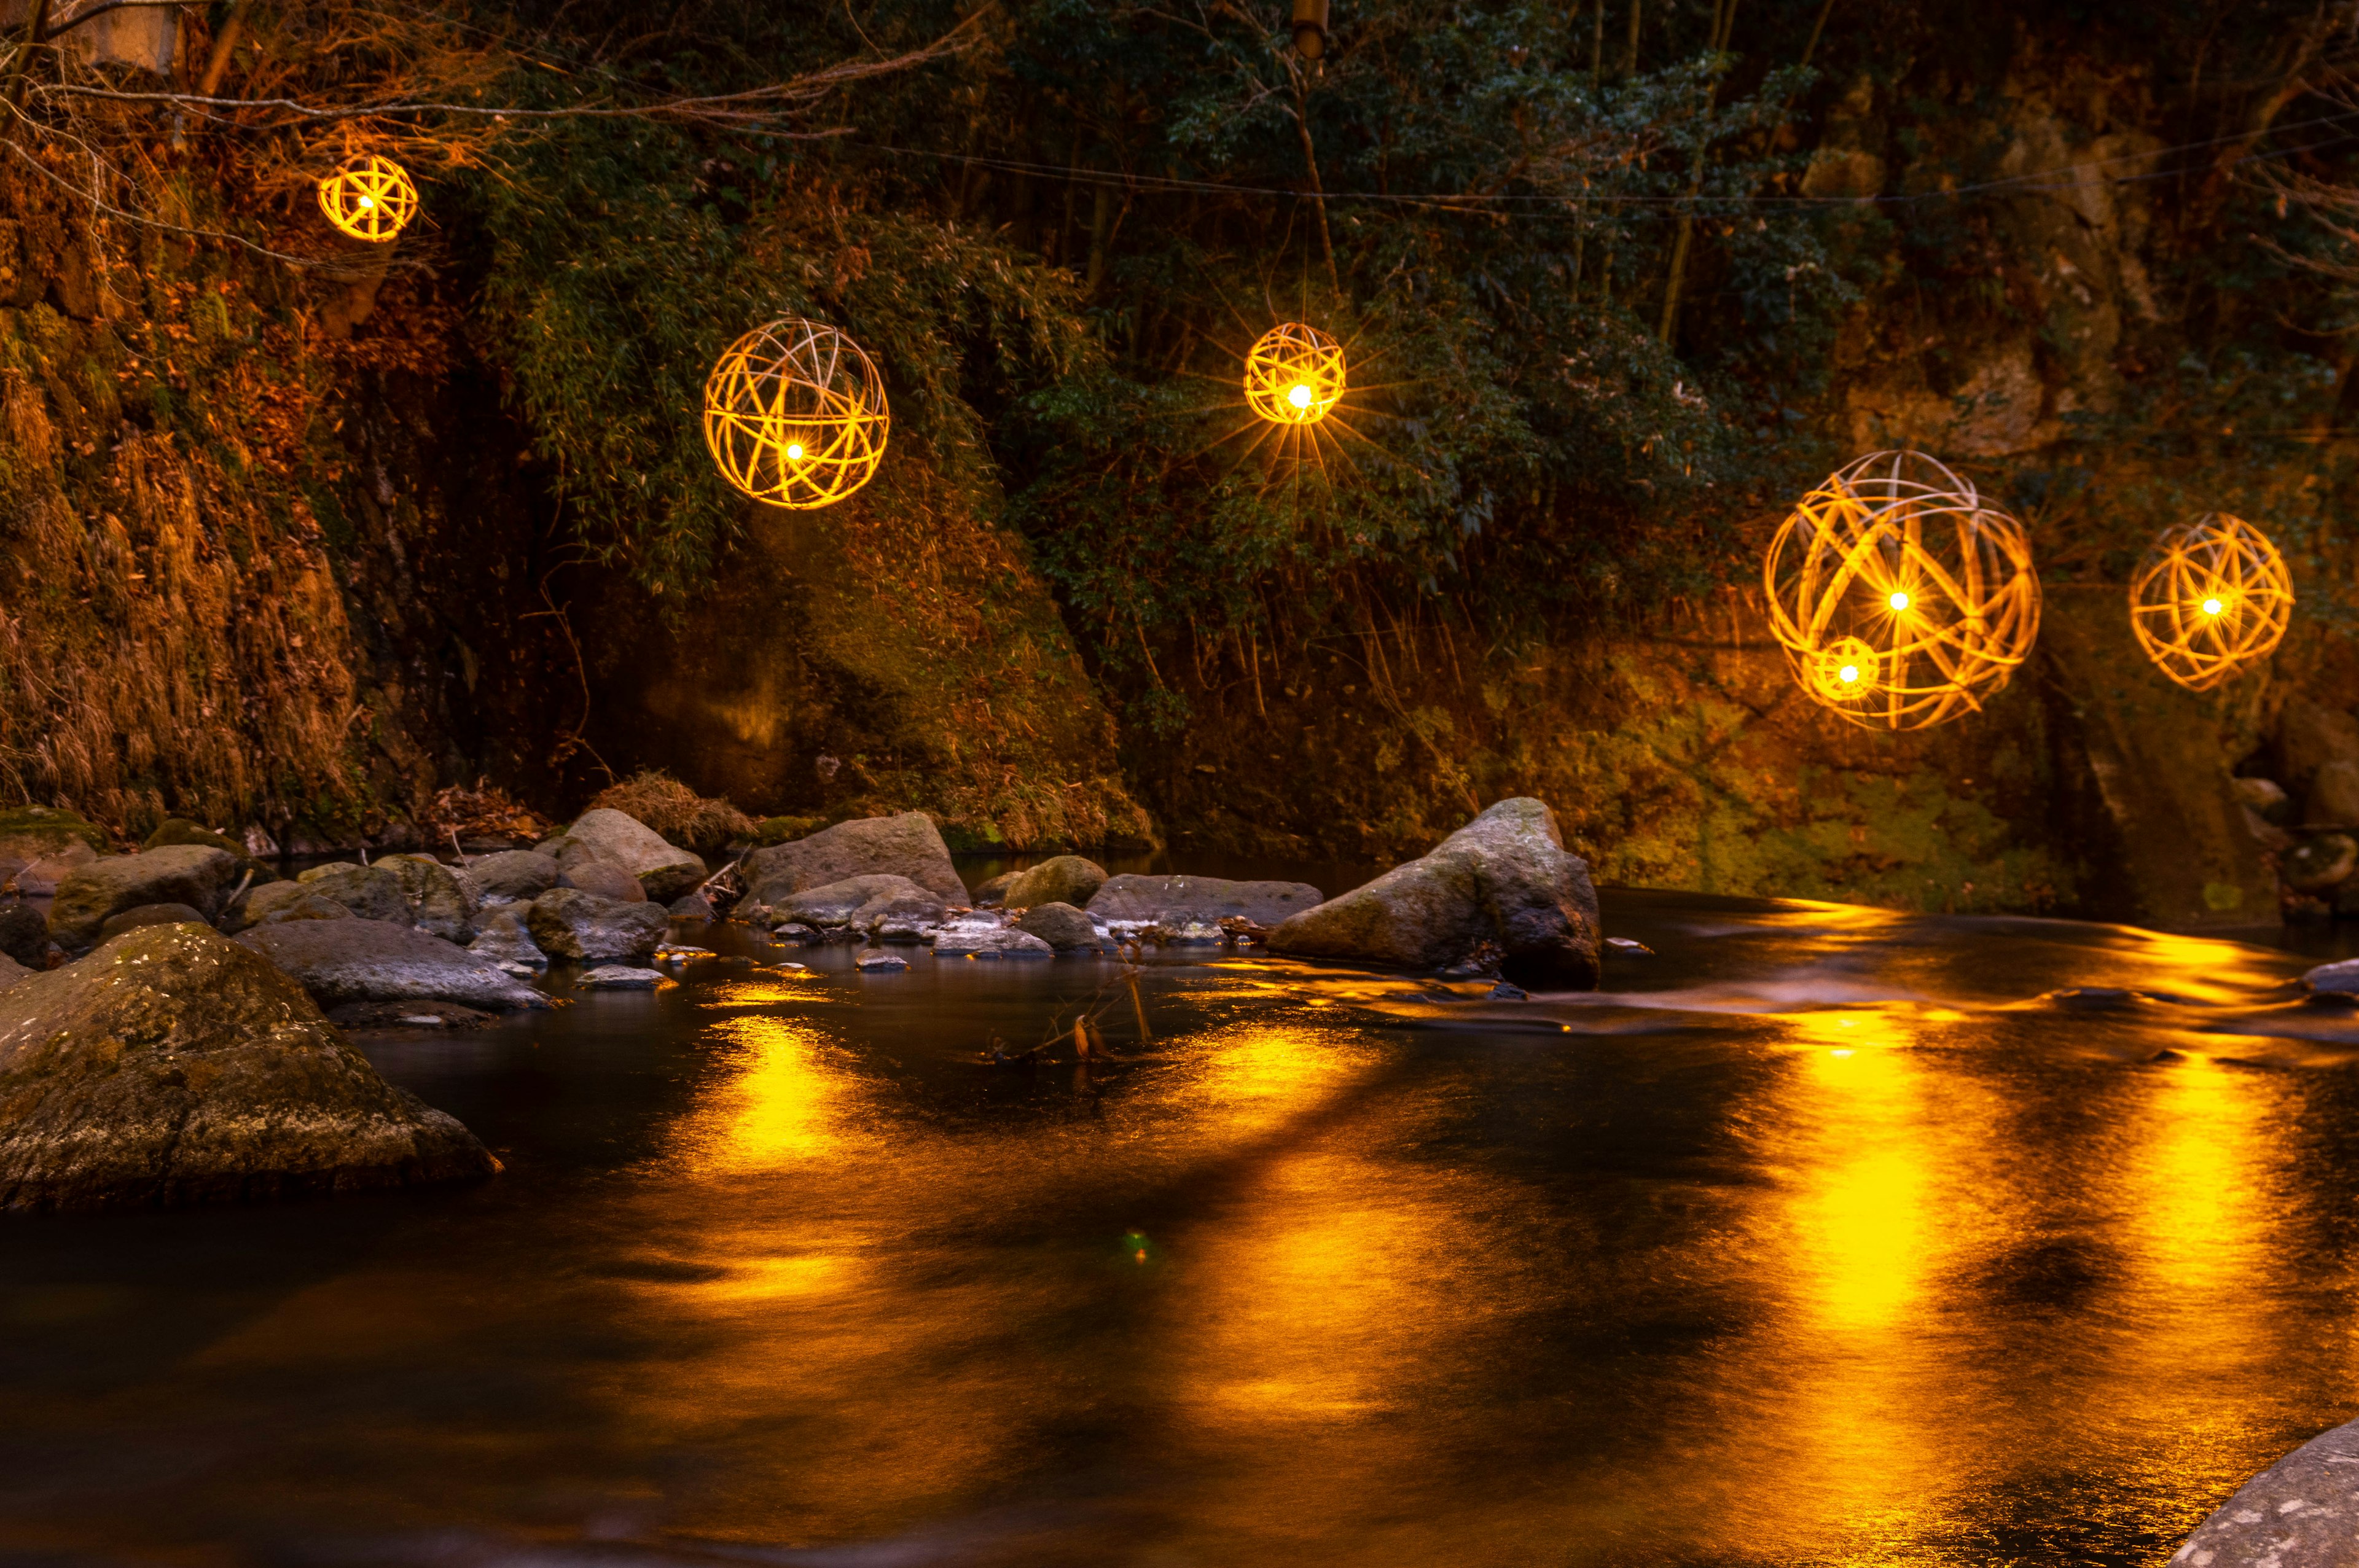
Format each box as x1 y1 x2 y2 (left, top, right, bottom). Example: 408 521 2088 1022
669 1015 867 1174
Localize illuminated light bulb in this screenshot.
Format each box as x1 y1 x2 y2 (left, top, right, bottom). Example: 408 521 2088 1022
1839 664 1860 684
2202 596 2223 616
785 442 804 461
1245 322 1345 426
702 318 890 509
1289 383 1313 408
316 154 418 242
358 196 374 208
2128 514 2292 690
1888 590 1911 612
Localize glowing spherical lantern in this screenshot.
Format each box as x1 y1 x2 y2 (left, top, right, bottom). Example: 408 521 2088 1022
316 154 418 243
702 318 890 510
2127 513 2292 691
1244 322 1344 425
1764 450 2041 731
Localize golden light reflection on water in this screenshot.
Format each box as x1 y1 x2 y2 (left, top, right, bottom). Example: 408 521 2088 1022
1185 1020 1371 1137
2116 1053 2278 1348
667 1015 869 1174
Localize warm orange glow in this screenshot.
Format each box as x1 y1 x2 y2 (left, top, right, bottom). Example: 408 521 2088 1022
2128 514 2292 691
316 154 418 242
1765 450 2041 731
1245 322 1345 424
703 318 890 509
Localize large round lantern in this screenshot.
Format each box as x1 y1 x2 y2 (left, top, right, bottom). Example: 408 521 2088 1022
1765 450 2041 731
1244 322 1345 425
316 154 418 243
2127 513 2292 691
702 318 890 510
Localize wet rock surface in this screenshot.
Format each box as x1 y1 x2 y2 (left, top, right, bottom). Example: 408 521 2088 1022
1087 873 1323 938
468 850 560 906
0 902 47 967
1015 901 1103 951
1004 856 1109 911
934 919 1054 957
467 907 548 975
221 883 353 933
238 919 549 1011
559 860 648 903
764 874 945 933
97 903 208 941
50 845 239 950
327 1000 498 1031
741 812 967 906
377 854 483 942
0 924 499 1211
562 808 706 901
1269 797 1602 988
293 864 410 925
2171 1414 2359 1566
579 965 666 989
526 887 668 961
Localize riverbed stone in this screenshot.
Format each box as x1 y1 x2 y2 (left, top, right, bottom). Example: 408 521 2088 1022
559 860 647 903
238 919 549 1011
141 817 243 856
1016 901 1103 951
327 1000 498 1031
98 903 209 941
0 923 499 1212
526 887 668 961
1004 856 1109 911
767 874 940 930
971 870 1020 908
0 903 46 967
2170 1414 2359 1566
936 921 1054 958
377 854 482 942
855 948 910 970
579 965 666 989
1087 873 1323 939
668 891 716 919
468 849 560 905
1269 797 1602 988
2303 958 2359 997
563 808 706 901
2284 833 2358 893
9 843 96 896
740 811 966 906
863 888 951 942
50 846 240 950
291 864 410 924
467 907 547 975
220 880 353 934
0 805 107 865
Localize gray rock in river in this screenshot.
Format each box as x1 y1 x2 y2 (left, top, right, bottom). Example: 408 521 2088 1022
1004 856 1109 911
377 854 483 942
855 948 910 971
10 841 98 897
668 891 716 920
936 921 1054 958
2170 1414 2359 1566
1268 797 1602 989
0 902 47 967
0 951 29 993
220 881 353 934
50 845 240 950
2284 833 2358 894
740 811 966 906
467 907 548 974
579 965 666 990
562 808 706 901
1086 873 1323 940
559 860 648 903
1015 901 1104 951
292 863 411 925
0 923 499 1212
467 849 559 906
970 870 1020 908
238 919 549 1011
526 887 668 961
2302 958 2359 997
97 903 209 942
769 874 944 931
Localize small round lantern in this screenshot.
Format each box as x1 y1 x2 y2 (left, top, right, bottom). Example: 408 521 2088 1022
1765 450 2041 731
1244 322 1344 425
702 318 890 510
316 154 418 243
2127 513 2293 691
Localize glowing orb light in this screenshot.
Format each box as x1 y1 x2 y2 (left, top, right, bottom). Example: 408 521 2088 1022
1765 450 2041 731
702 318 890 510
316 154 418 243
2127 513 2293 691
1244 322 1344 424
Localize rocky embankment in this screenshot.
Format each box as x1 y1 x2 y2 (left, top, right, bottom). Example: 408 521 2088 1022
0 794 1603 1212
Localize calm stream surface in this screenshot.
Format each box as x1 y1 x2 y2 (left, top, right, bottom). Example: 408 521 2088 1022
8 880 2359 1566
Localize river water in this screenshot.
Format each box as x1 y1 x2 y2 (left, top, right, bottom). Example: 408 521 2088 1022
7 883 2359 1566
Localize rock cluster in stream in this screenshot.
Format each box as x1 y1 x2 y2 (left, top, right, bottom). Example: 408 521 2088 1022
0 792 1611 1212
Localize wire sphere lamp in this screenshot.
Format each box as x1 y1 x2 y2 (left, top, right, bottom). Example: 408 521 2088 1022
1244 322 1345 425
702 318 890 510
2127 513 2293 691
316 154 418 243
1765 450 2042 731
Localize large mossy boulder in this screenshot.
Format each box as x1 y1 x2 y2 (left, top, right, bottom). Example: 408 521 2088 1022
1003 855 1108 911
49 846 239 950
1086 873 1323 938
0 924 499 1212
526 887 668 961
741 812 966 906
563 808 706 901
0 805 108 864
141 817 243 856
237 919 549 1011
1268 797 1602 988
